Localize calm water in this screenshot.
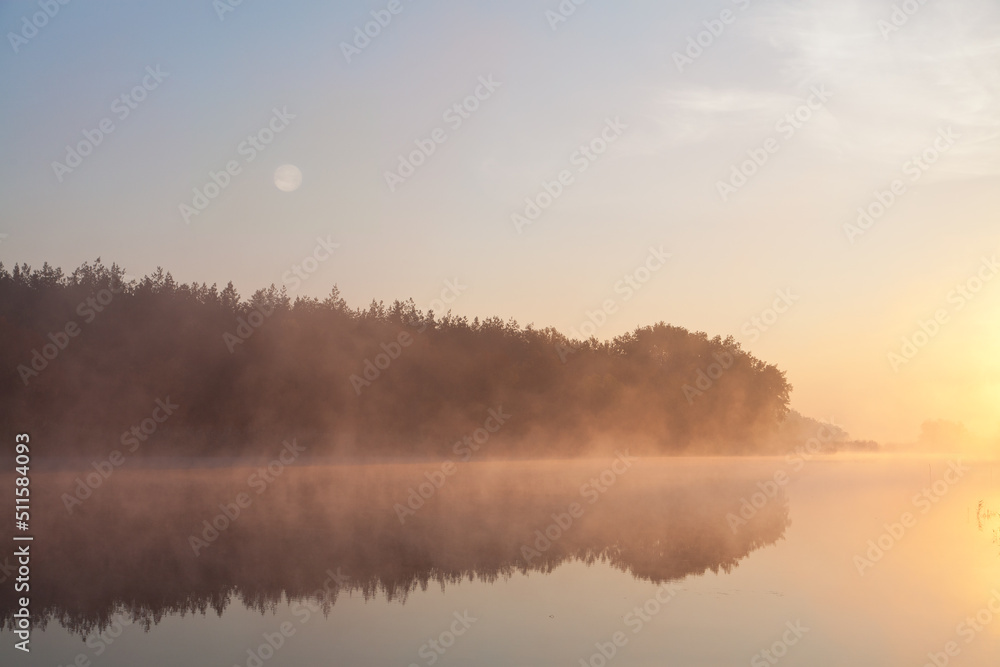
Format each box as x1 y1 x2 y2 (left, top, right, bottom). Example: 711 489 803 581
2 456 998 666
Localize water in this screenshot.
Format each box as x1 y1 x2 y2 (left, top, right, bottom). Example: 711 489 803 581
1 456 998 666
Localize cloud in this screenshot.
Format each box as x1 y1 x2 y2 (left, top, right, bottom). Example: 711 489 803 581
746 0 1000 175
636 0 1000 176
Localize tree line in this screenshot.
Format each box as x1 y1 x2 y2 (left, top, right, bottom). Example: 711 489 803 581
0 259 796 458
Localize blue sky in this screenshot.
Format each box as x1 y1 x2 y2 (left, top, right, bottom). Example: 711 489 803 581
2 0 999 442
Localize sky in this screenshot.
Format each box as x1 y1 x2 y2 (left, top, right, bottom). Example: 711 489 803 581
1 0 999 445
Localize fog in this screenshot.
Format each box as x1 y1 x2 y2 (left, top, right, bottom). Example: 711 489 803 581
3 259 803 459
0 459 789 637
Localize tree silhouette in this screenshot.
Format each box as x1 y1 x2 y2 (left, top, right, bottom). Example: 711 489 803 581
0 259 794 458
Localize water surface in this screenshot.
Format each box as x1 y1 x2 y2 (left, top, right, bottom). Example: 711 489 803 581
1 456 998 666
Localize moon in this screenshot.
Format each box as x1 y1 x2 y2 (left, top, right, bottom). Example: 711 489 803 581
273 164 303 192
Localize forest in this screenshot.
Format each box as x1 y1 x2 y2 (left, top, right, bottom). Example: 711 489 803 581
0 259 802 458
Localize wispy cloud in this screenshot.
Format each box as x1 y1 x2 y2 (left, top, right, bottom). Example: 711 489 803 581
747 0 1000 175
639 0 1000 176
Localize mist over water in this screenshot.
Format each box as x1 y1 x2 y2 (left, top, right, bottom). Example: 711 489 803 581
3 1 1000 665
2 456 998 666
1 458 790 635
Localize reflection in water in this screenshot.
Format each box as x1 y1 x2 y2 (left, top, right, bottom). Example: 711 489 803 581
977 500 1000 553
0 459 789 637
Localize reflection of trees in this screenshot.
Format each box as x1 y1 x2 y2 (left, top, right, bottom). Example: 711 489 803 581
0 461 789 636
0 260 792 458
